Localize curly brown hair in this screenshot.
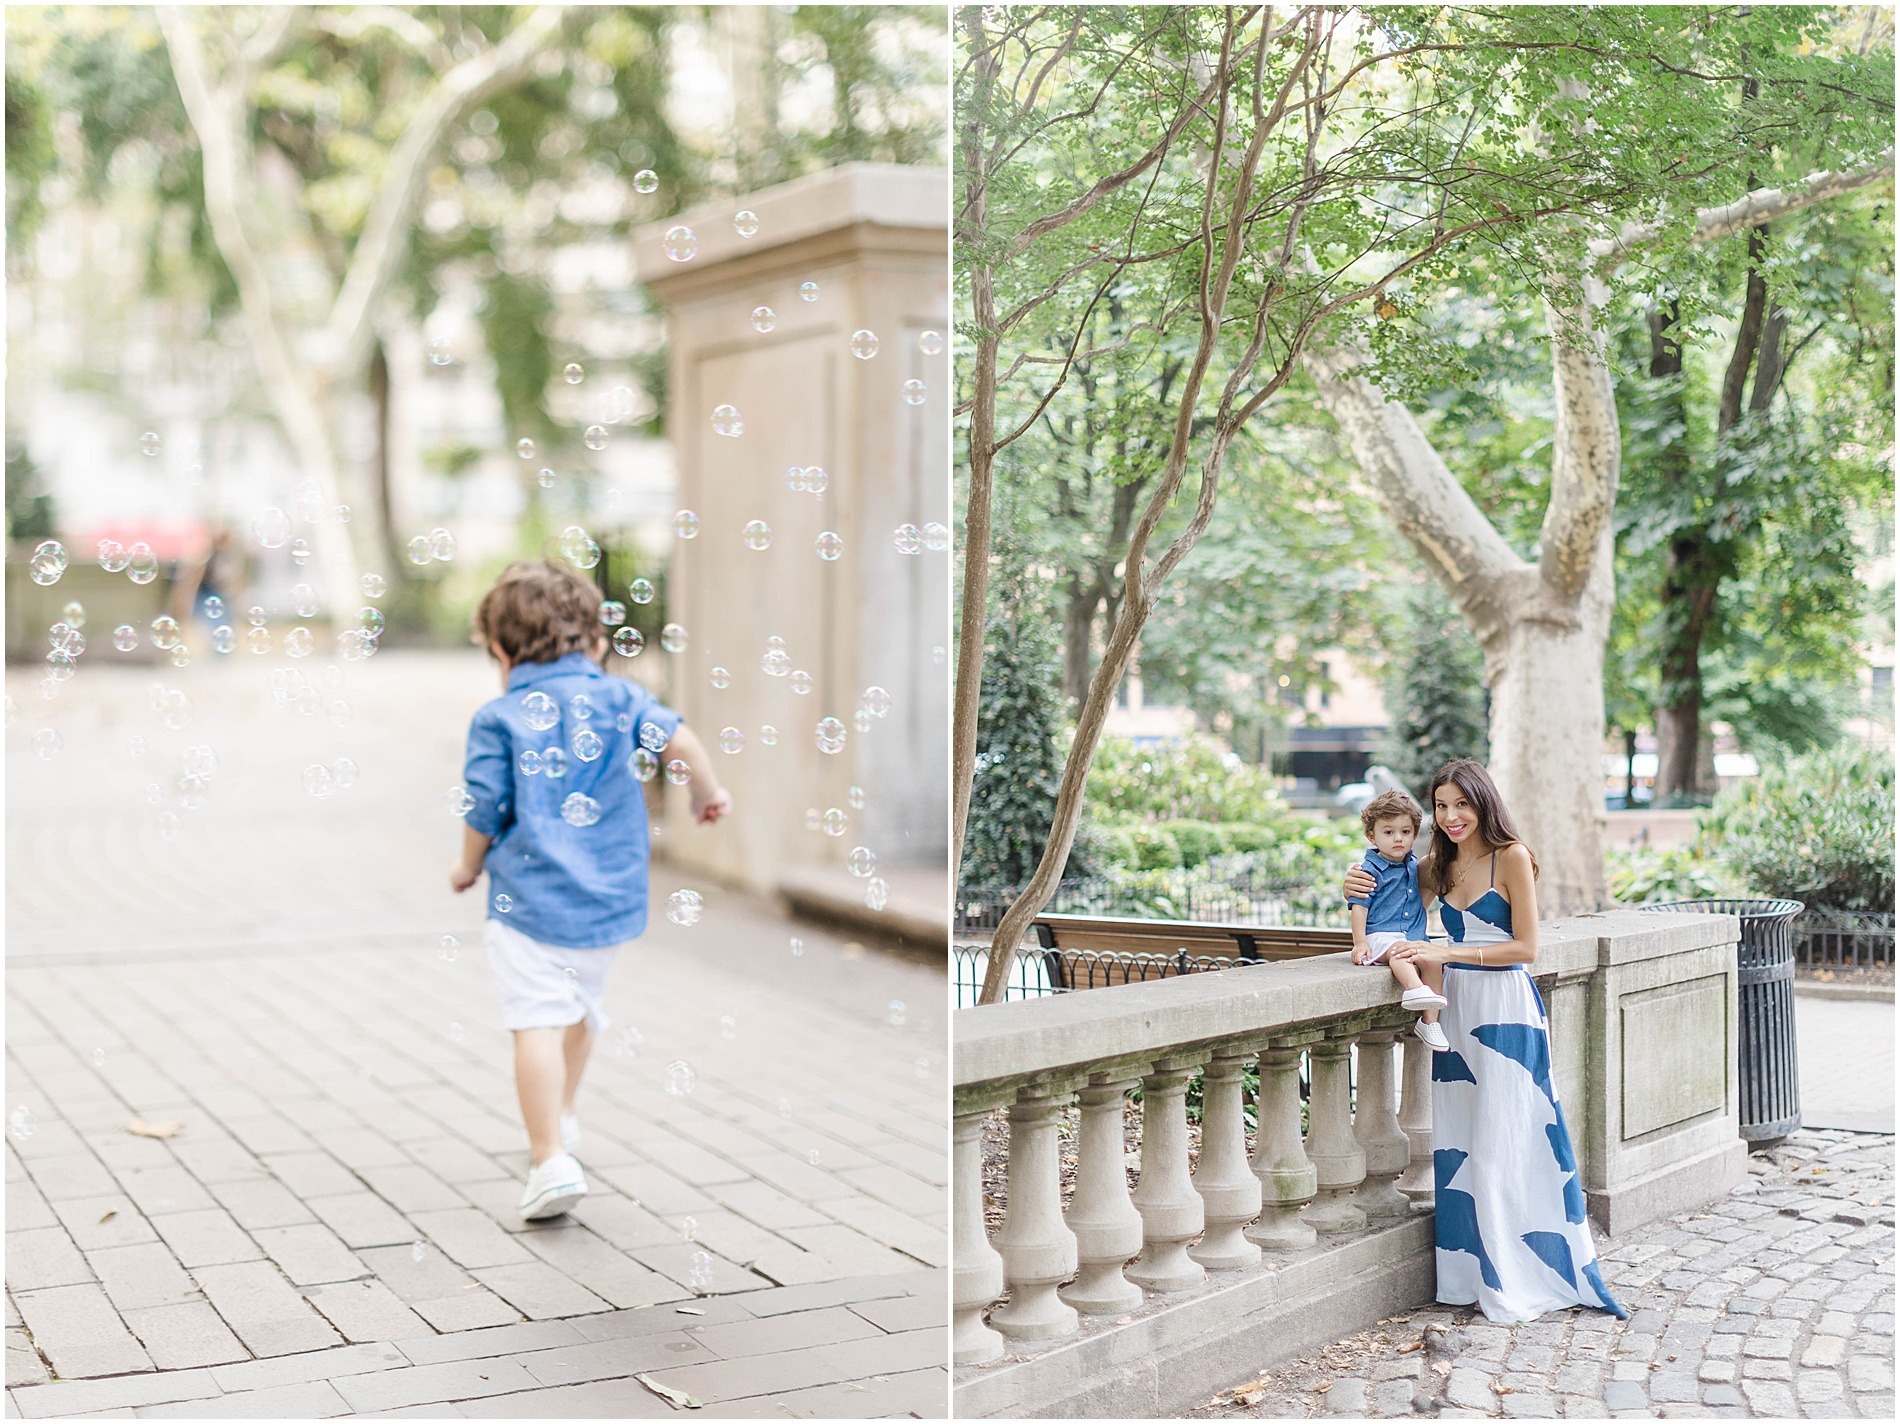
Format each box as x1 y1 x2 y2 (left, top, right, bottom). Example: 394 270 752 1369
473 560 604 666
1360 788 1422 837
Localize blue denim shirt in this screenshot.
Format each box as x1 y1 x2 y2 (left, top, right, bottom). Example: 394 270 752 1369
1345 847 1427 939
462 652 681 949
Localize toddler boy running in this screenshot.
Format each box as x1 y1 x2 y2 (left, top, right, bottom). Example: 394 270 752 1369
452 560 730 1220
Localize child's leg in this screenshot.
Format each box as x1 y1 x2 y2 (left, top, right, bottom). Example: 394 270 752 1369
513 1028 567 1165
1386 956 1423 992
561 1022 595 1115
1418 958 1446 1026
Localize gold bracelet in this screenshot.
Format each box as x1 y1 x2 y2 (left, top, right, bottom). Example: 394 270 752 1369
1478 944 1486 966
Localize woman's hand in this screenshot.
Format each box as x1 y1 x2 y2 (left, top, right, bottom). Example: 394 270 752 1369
1342 862 1376 901
1389 940 1444 967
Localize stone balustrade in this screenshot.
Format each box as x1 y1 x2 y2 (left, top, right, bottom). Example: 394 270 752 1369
954 909 1748 1418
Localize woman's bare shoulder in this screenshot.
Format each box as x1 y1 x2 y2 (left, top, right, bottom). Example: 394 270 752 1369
1499 841 1534 868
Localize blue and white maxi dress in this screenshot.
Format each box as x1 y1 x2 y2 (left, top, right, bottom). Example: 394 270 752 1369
1434 869 1628 1324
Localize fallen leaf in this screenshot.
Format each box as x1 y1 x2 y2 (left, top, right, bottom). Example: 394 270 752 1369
636 1374 703 1410
1234 1387 1265 1407
1398 1340 1424 1354
125 1119 182 1139
675 1307 705 1316
1315 1382 1331 1394
1494 1383 1514 1395
98 1209 117 1224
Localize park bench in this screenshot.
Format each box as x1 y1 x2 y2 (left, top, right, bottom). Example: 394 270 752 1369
1030 912 1352 992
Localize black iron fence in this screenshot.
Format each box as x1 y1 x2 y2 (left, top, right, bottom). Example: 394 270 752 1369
957 867 1350 936
952 944 1253 1006
1796 910 1894 969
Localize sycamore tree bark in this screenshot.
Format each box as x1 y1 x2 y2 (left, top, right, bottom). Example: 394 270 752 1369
1302 157 1892 910
159 7 565 619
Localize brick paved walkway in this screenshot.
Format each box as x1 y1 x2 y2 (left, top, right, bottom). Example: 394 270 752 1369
1196 1130 1893 1420
6 655 947 1417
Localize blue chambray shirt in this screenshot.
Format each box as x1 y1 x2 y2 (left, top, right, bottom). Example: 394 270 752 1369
462 652 681 949
1345 847 1427 939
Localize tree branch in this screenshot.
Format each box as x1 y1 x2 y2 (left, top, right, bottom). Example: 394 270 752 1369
1539 295 1620 603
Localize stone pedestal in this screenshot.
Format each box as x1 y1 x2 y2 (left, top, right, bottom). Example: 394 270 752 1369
633 164 948 897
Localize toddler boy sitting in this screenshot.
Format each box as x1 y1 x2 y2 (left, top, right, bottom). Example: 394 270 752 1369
1346 789 1449 1050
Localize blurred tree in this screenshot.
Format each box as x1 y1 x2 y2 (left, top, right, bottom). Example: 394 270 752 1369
1381 582 1489 791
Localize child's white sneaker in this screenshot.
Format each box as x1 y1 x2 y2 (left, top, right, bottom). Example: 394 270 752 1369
1414 1020 1451 1052
519 1153 587 1221
1400 986 1449 1011
560 1114 581 1155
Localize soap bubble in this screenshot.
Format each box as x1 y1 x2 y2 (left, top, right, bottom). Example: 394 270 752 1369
933 644 948 665
761 648 791 678
799 281 820 302
406 535 433 565
98 540 129 572
847 785 866 810
853 708 873 733
815 717 847 754
519 749 543 776
290 537 313 566
542 748 567 779
802 465 828 494
849 330 879 359
247 627 272 654
563 363 584 384
32 728 61 759
673 509 701 539
516 436 537 461
639 723 669 753
561 792 602 827
663 225 697 262
29 541 67 585
718 727 744 754
303 764 337 798
789 670 813 696
328 698 351 725
759 724 779 746
805 808 822 832
865 877 890 911
683 1215 701 1241
612 1026 645 1058
894 523 922 555
448 786 475 816
733 209 759 237
751 306 776 333
861 686 892 718
665 890 702 927
848 846 877 878
629 578 655 604
632 748 659 781
807 1149 821 1166
600 601 627 627
438 934 460 962
923 522 951 551
710 405 742 438
151 615 181 649
362 573 386 598
814 531 843 561
664 1058 698 1094
495 893 513 913
140 430 161 457
822 808 848 837
334 504 351 523
613 627 645 657
660 623 688 653
254 509 291 548
742 520 772 551
573 728 603 762
358 607 385 636
332 758 358 789
428 337 453 365
664 759 691 786
9 1107 38 1140
903 379 926 405
157 810 180 840
886 998 906 1026
584 424 608 450
789 936 804 957
920 329 945 355
633 168 659 194
292 584 319 618
284 627 314 658
430 528 457 561
128 545 159 584
522 691 559 730
200 596 222 622
537 468 556 488
570 693 593 722
709 667 730 689
114 625 138 652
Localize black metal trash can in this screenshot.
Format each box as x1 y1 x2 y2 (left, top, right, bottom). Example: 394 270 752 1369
1639 898 1805 1148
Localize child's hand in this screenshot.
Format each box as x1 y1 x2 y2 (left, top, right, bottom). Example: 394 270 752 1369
1351 944 1371 966
691 785 733 825
449 860 482 893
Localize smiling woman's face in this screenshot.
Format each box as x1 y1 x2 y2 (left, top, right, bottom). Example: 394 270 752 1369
1433 784 1479 847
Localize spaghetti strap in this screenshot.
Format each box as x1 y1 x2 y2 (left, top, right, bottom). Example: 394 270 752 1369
1489 850 1497 887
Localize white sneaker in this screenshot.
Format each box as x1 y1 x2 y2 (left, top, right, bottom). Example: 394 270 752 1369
1415 1020 1451 1052
519 1153 587 1221
1400 986 1449 1010
560 1114 581 1155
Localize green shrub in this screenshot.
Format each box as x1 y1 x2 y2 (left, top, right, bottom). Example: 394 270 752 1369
1129 826 1183 870
1084 736 1297 827
1223 823 1279 854
1703 742 1894 912
1607 845 1747 904
1163 819 1227 867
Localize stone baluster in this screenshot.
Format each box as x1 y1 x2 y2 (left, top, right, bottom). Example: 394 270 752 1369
1127 1056 1205 1293
952 1109 1007 1364
989 1087 1079 1342
1396 1030 1436 1210
1060 1073 1144 1315
1246 1042 1316 1251
1189 1048 1262 1271
1301 1032 1368 1233
1351 1029 1410 1218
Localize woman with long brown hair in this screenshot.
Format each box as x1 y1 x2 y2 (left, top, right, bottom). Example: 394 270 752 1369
1345 759 1626 1324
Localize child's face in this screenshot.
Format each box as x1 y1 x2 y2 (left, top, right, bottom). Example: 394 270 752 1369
1368 815 1416 861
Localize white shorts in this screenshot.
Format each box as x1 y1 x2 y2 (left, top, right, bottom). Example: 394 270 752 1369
1361 931 1408 964
483 919 618 1034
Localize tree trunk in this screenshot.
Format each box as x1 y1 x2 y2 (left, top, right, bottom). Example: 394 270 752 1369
1062 573 1100 706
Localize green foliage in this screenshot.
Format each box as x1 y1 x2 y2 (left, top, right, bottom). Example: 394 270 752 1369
1701 743 1895 912
960 570 1069 891
5 435 54 541
1607 844 1747 905
1163 819 1226 868
1380 582 1489 789
1083 737 1296 828
1127 826 1182 872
